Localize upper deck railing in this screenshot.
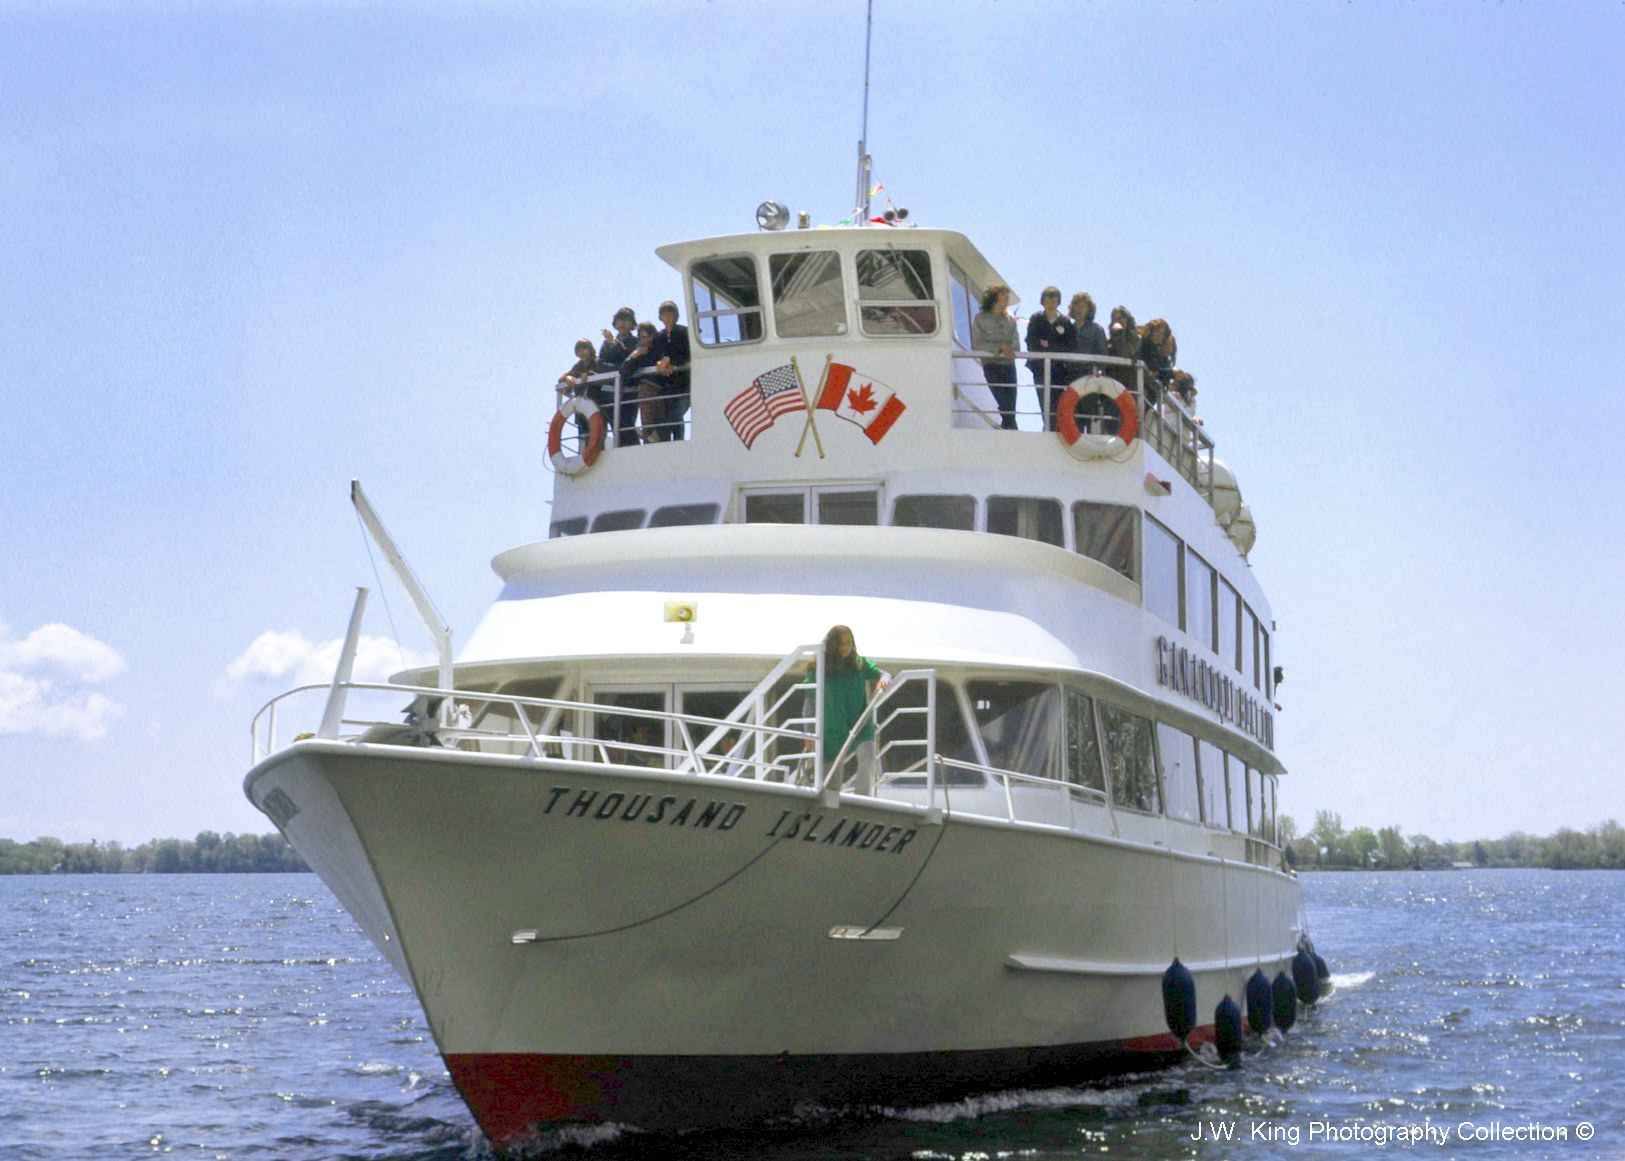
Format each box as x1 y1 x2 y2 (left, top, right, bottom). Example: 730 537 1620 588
550 350 1218 509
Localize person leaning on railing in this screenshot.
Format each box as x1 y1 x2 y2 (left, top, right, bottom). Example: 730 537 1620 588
557 338 604 438
801 624 891 796
971 284 1019 430
1025 286 1077 432
651 299 691 442
597 306 641 445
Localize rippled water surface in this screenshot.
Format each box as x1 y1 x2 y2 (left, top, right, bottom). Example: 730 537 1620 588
3 871 1622 1159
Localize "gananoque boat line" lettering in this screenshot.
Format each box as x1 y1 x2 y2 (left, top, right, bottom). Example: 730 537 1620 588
537 787 918 854
1154 636 1275 749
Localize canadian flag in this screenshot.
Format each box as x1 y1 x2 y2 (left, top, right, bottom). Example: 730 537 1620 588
815 363 906 444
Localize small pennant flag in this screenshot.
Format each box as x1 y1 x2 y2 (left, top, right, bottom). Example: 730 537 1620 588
815 363 906 444
725 364 804 448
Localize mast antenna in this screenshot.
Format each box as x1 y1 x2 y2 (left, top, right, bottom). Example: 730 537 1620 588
853 0 874 222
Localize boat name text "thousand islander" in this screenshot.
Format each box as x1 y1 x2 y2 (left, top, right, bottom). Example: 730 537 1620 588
1154 637 1275 749
539 786 918 855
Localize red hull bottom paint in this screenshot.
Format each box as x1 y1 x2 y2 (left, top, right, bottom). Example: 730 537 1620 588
447 1028 1216 1149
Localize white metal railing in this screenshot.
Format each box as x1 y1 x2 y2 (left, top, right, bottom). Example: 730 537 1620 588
554 360 693 452
951 349 1215 502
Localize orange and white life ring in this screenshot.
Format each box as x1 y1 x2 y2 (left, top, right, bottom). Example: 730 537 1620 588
1056 374 1139 459
547 396 606 476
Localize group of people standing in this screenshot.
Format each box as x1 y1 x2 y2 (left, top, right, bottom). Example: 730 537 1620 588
558 300 691 445
971 285 1196 432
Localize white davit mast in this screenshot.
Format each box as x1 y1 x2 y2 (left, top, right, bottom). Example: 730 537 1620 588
244 21 1317 1147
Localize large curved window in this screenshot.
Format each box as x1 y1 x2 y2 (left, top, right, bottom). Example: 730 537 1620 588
1157 723 1201 822
691 255 764 346
770 251 847 337
1100 704 1159 813
968 680 1060 781
857 248 938 336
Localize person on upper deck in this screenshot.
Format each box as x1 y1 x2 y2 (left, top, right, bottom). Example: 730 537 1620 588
651 300 691 442
619 322 665 445
557 339 605 438
596 307 640 443
1070 293 1108 361
972 284 1019 430
1024 286 1076 431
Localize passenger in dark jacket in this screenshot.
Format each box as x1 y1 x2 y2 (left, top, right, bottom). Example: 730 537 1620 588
650 300 691 442
1024 286 1076 431
597 307 640 444
619 322 665 446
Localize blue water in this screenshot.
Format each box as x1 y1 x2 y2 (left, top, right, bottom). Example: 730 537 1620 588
2 871 1621 1159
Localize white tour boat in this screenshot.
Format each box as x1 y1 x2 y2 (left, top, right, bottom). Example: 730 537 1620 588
244 184 1309 1150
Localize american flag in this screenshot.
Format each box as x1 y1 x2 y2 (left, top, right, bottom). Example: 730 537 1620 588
724 364 804 448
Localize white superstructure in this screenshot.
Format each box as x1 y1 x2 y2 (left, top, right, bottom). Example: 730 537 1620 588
245 214 1302 1150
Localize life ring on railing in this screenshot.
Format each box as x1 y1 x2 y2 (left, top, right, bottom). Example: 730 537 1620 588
547 396 606 476
1056 373 1138 459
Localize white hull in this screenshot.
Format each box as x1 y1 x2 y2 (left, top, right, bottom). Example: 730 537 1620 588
249 741 1300 1142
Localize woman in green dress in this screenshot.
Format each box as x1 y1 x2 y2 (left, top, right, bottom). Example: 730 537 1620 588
806 624 890 794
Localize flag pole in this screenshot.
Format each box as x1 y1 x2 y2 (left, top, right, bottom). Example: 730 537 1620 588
794 355 828 459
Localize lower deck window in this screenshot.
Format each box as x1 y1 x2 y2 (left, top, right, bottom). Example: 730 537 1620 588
968 680 1060 781
987 496 1063 547
893 494 975 530
1157 723 1201 822
590 509 646 533
1073 502 1137 580
549 517 588 538
649 503 720 527
1101 705 1159 813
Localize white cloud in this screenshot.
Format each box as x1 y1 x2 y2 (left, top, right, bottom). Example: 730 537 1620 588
219 629 434 693
0 620 127 739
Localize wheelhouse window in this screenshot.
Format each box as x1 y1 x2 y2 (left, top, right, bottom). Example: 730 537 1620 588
1073 502 1137 580
1197 739 1227 827
948 260 979 350
590 509 645 533
769 251 847 337
690 255 764 346
1143 515 1183 627
857 248 938 336
1100 704 1159 813
893 494 976 531
987 496 1063 548
1186 549 1217 653
968 680 1060 781
1157 723 1201 823
549 516 587 538
1064 688 1106 794
649 502 720 528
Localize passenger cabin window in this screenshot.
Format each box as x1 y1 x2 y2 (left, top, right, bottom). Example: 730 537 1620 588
948 260 979 350
1197 739 1226 827
1226 753 1247 834
1247 766 1265 839
857 248 938 336
1157 723 1201 823
815 490 878 526
1220 579 1242 672
690 255 764 346
968 680 1060 781
1262 628 1273 698
549 516 587 538
987 496 1063 547
770 251 846 337
1143 516 1183 627
1100 704 1159 813
649 502 720 527
1064 688 1106 794
1247 606 1262 690
742 487 879 526
590 509 645 533
1073 502 1137 580
893 494 976 531
1186 549 1217 652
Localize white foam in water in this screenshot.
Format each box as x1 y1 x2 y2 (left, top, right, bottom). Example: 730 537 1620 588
505 1121 635 1156
881 1084 1145 1124
1330 971 1374 990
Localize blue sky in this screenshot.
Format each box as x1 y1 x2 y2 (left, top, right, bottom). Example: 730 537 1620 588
2 2 1620 845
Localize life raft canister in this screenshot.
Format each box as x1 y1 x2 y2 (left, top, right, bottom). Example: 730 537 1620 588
547 396 606 476
1056 373 1139 459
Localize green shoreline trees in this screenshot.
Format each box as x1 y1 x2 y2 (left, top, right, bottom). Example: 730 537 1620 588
0 832 307 874
1282 812 1625 871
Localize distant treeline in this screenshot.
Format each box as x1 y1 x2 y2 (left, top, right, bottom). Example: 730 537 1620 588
1281 813 1625 871
0 832 308 875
